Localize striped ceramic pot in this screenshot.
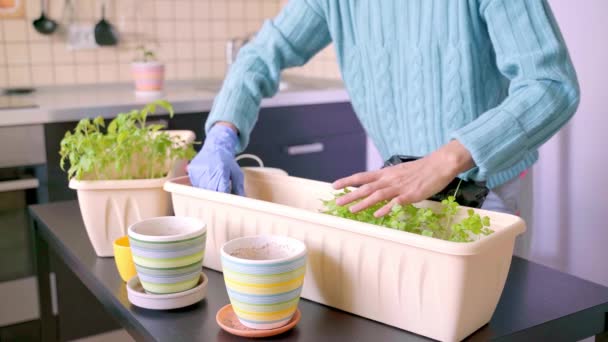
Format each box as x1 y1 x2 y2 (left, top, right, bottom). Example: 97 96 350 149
221 235 307 329
131 62 165 93
127 216 206 294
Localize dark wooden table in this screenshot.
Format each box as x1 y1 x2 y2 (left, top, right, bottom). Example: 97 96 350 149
29 201 608 341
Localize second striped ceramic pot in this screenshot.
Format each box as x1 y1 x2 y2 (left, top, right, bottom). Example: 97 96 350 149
221 235 307 329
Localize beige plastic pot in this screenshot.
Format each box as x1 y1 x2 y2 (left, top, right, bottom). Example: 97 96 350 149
70 130 194 257
164 169 526 342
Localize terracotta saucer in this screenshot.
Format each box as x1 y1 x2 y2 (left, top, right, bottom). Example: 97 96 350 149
216 304 301 338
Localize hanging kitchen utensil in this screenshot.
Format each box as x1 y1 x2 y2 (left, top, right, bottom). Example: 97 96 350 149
94 1 118 46
32 0 58 35
58 0 75 37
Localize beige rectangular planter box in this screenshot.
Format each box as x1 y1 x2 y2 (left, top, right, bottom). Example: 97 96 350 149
70 130 194 257
164 169 526 341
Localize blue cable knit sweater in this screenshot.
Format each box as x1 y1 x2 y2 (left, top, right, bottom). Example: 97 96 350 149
205 0 580 189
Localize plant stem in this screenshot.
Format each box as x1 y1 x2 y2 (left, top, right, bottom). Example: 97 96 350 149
453 178 463 198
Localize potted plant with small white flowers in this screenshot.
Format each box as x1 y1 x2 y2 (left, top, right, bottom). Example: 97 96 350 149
132 45 165 96
59 100 196 257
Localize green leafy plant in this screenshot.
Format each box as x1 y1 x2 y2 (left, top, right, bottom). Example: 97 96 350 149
134 45 157 63
321 184 493 242
59 100 196 181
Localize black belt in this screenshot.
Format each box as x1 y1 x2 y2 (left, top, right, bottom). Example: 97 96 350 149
382 155 489 208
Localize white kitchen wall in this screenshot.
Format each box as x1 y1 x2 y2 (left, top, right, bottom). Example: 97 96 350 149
515 0 608 287
0 0 339 88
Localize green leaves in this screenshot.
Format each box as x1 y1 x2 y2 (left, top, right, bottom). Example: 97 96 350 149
59 100 197 181
321 192 494 243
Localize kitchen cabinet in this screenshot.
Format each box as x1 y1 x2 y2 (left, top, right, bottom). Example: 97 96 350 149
39 101 366 340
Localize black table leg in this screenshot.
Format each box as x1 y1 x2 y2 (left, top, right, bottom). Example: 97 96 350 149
31 219 58 342
596 312 608 342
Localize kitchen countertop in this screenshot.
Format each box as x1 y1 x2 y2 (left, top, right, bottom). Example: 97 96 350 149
29 201 608 342
0 77 349 127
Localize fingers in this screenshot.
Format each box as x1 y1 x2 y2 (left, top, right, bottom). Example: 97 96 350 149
349 188 396 213
215 167 231 193
332 171 379 190
374 195 406 218
335 182 379 206
230 164 246 196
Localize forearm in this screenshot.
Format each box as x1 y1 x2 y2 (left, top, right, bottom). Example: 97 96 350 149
454 0 579 181
434 140 475 178
214 121 238 134
205 0 330 153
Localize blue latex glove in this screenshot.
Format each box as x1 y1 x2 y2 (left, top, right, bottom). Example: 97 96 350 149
187 124 245 195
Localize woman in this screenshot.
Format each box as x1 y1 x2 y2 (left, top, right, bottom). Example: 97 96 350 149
187 0 579 216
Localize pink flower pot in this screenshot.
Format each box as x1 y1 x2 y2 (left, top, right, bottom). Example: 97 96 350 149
131 62 165 94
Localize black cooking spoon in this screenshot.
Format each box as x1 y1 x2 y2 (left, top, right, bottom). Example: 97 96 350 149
94 2 118 46
32 0 58 35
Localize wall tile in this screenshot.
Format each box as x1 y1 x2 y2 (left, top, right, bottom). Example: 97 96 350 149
175 42 194 61
27 24 48 43
210 60 226 79
165 61 178 80
134 20 157 42
47 0 62 22
139 3 156 20
29 42 52 65
175 1 192 20
211 41 225 59
158 42 176 61
0 44 5 65
96 64 118 82
0 0 342 86
177 61 194 79
6 43 29 65
156 21 175 40
244 20 263 34
118 63 131 82
175 21 193 41
194 60 211 78
0 66 7 87
244 1 262 20
118 47 135 63
54 65 76 85
26 0 39 20
31 65 55 86
211 21 228 41
155 0 175 20
52 44 75 64
228 0 245 19
97 47 119 63
77 0 97 21
76 64 98 84
210 1 228 19
98 63 119 83
228 20 246 38
193 0 210 20
74 49 97 64
3 21 28 42
262 1 279 19
194 41 211 60
8 65 32 87
193 20 210 41
116 0 137 20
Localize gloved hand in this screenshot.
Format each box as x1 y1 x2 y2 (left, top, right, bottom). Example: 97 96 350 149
187 124 245 195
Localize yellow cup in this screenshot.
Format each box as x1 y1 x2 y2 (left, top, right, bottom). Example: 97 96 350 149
113 236 137 282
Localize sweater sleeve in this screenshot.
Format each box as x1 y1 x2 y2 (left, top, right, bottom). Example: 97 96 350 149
205 0 331 152
451 0 580 182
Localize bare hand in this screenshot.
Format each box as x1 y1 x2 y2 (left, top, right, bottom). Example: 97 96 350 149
332 140 474 217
